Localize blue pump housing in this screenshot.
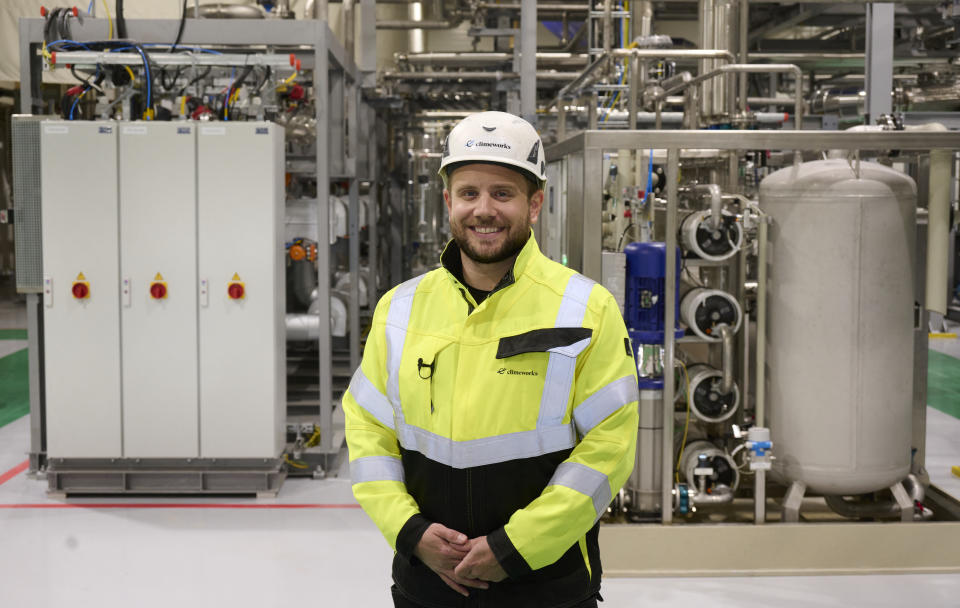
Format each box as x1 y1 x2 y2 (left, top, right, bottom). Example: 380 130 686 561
623 241 683 345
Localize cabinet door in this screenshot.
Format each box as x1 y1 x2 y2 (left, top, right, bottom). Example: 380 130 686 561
41 121 121 458
119 122 199 458
197 123 285 458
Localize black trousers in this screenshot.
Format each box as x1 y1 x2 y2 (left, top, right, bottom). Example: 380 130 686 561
391 585 600 608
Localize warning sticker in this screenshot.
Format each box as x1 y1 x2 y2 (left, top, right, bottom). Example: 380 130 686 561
155 272 164 281
231 272 242 281
76 272 87 281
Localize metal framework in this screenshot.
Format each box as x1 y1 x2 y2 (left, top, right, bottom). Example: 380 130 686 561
547 128 960 525
17 16 370 486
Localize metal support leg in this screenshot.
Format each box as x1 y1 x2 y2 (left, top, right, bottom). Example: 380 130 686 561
783 480 806 523
27 294 45 473
661 148 680 524
890 481 915 523
754 469 766 524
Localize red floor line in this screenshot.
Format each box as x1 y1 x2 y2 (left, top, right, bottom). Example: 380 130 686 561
0 460 29 487
0 503 362 509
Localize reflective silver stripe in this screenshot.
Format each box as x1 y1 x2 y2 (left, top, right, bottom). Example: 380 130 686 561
573 375 639 438
554 274 595 327
346 367 395 430
350 455 405 484
538 274 596 429
385 275 426 424
548 461 612 521
396 422 577 469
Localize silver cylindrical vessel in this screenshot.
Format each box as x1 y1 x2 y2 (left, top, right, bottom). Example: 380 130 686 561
680 287 743 341
626 389 663 514
681 209 744 261
760 159 916 495
681 440 739 492
686 363 740 423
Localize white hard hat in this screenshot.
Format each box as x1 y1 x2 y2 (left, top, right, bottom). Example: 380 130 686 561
438 111 546 190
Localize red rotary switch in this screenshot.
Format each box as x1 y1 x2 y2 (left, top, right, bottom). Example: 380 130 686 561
71 282 90 299
150 283 167 299
228 283 245 300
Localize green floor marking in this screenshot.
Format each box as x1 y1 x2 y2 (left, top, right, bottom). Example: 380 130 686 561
928 349 960 420
0 348 28 428
0 330 27 340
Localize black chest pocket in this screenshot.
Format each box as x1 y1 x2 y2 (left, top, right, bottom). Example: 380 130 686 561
496 327 593 359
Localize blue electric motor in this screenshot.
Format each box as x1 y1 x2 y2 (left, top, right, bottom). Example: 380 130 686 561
623 241 684 389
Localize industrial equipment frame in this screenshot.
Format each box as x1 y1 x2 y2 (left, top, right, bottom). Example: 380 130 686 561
17 17 372 484
548 129 960 575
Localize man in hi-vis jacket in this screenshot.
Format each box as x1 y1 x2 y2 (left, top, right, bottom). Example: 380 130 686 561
343 111 639 608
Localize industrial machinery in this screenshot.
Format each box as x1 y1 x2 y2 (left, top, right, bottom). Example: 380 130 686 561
5 0 960 577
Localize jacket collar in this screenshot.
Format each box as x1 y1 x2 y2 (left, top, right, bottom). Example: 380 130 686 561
440 229 540 296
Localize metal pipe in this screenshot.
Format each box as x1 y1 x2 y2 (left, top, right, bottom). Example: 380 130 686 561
657 63 802 129
720 324 734 394
755 216 768 428
397 52 589 68
661 148 680 524
824 475 924 519
699 0 715 118
628 53 639 129
739 0 749 114
477 2 589 9
382 71 576 81
378 19 457 29
603 0 613 58
343 0 355 62
694 183 723 229
691 484 735 504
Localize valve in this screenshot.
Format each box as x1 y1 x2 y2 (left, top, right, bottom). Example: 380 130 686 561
746 427 773 471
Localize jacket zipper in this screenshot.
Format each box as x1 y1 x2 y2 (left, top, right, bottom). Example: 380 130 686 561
458 287 475 315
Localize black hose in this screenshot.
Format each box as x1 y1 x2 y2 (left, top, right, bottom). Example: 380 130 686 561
171 0 188 51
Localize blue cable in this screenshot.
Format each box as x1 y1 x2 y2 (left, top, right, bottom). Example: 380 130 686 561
141 43 223 55
646 149 654 202
87 0 95 15
45 39 92 50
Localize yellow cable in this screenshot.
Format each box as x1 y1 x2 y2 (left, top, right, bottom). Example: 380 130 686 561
179 95 187 116
284 455 309 470
278 71 298 90
675 360 692 485
101 0 114 39
123 64 135 82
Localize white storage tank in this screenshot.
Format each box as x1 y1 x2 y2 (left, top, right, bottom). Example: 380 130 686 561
760 160 916 495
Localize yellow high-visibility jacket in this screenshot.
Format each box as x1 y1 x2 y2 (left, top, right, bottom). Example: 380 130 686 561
344 233 639 608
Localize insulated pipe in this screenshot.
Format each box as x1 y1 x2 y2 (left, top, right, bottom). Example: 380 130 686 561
739 0 749 114
694 183 723 229
824 475 924 519
719 324 735 394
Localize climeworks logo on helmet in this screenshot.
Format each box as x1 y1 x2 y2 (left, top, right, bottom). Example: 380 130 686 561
464 139 511 150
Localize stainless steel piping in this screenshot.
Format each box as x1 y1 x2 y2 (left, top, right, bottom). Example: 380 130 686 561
343 0 355 62
377 19 459 29
657 63 803 128
383 71 576 82
720 325 735 394
396 52 589 68
824 475 924 520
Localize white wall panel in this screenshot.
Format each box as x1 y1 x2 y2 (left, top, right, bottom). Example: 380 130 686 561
40 121 122 458
197 123 285 458
119 122 199 458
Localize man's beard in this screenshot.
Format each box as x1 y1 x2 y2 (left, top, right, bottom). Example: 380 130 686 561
451 218 530 264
